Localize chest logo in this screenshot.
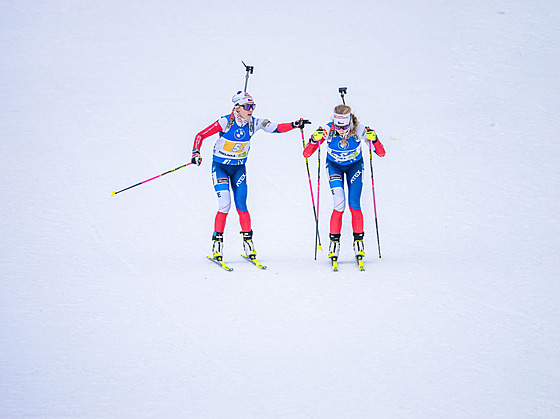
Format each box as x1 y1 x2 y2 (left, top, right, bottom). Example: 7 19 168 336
234 128 246 140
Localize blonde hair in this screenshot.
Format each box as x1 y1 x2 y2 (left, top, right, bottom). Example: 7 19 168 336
333 105 358 146
334 104 351 115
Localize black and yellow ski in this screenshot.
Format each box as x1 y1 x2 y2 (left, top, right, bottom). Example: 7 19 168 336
241 254 267 269
207 255 233 271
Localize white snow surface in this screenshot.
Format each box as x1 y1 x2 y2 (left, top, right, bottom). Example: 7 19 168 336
1 0 559 417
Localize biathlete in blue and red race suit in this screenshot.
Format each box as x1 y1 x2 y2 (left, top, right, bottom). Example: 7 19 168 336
303 104 385 262
191 91 310 261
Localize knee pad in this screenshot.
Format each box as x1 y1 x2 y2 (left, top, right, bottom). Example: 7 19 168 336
216 189 231 213
331 187 345 212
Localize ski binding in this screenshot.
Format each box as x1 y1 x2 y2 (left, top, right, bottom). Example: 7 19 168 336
356 255 365 271
331 257 338 272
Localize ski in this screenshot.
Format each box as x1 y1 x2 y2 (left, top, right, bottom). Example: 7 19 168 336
331 257 338 272
241 254 267 269
330 257 364 271
207 255 233 271
356 256 365 271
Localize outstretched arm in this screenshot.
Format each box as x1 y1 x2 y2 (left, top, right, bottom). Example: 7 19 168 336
258 118 311 133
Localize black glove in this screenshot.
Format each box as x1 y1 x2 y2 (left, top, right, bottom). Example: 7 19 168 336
292 118 311 129
191 148 202 166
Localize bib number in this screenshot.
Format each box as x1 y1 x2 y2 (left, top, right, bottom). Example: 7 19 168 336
224 141 248 153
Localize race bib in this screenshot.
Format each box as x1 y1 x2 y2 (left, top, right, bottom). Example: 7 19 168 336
223 141 248 154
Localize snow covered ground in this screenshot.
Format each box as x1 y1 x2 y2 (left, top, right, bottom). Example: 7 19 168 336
1 0 559 417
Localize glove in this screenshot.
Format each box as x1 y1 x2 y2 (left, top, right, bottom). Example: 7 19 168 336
309 127 325 144
366 127 378 142
191 148 202 166
292 118 312 129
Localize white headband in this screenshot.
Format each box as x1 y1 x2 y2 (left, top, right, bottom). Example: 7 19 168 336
333 113 351 126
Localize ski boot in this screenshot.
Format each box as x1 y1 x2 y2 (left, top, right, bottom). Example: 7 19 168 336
211 232 224 261
353 232 365 271
353 232 365 260
329 233 341 271
241 230 257 260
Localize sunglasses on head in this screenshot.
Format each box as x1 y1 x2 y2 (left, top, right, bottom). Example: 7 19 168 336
240 103 256 111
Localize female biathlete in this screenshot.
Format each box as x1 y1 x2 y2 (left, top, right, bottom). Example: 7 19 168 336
303 104 385 265
191 91 309 262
